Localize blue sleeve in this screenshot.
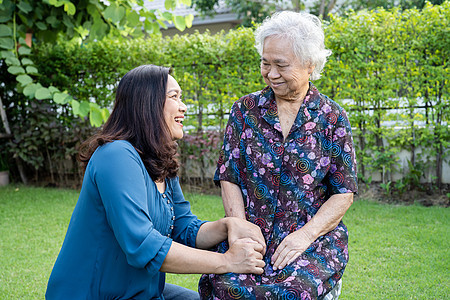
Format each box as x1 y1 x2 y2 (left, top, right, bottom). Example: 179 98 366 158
89 141 171 274
170 177 207 248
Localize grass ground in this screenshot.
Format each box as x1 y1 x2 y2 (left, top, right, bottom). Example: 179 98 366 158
0 185 448 299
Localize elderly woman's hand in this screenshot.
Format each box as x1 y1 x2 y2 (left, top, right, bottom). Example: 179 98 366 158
225 217 266 255
271 228 315 270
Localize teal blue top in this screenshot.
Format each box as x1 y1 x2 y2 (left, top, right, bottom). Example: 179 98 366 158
46 140 206 299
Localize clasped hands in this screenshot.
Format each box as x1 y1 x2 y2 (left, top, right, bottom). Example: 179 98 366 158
225 217 315 273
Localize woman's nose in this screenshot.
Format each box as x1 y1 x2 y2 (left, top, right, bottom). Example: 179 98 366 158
268 67 280 79
179 101 187 112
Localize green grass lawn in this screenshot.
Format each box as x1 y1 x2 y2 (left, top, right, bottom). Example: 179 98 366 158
0 185 448 299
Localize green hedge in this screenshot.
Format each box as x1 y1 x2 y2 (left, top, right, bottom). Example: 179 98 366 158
1 2 448 191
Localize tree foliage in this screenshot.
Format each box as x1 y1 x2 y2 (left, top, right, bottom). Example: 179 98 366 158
0 2 448 189
0 0 193 128
192 0 447 22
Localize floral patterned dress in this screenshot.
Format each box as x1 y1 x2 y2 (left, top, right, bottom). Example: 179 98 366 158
199 84 358 300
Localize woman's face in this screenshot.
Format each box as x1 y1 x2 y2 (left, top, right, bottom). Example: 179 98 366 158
261 35 314 102
164 75 187 141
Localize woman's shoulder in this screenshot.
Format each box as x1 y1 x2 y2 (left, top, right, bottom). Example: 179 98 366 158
92 140 139 161
234 87 271 111
318 92 345 114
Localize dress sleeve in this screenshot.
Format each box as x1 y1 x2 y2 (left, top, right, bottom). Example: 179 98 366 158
327 108 358 195
170 177 207 248
214 101 245 186
89 141 171 274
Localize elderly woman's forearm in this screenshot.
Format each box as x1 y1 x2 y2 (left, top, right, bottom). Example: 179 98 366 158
302 193 354 240
221 181 246 218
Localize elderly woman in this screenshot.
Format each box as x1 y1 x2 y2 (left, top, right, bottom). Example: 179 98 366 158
199 11 358 300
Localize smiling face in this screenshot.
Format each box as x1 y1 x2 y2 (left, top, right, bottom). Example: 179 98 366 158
164 75 187 141
261 35 314 103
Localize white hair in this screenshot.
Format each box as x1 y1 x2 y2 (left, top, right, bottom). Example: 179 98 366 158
254 11 332 80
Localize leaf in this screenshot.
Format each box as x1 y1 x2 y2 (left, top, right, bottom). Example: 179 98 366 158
17 1 33 13
157 19 168 29
164 0 176 11
0 24 12 37
71 99 81 116
21 58 34 65
101 108 110 122
53 92 70 104
46 15 59 28
35 87 52 100
49 86 59 94
106 5 126 24
7 66 25 75
89 104 103 127
162 12 172 20
36 21 47 30
0 37 14 49
25 66 38 74
18 46 31 55
180 0 192 6
23 83 39 98
126 10 140 27
185 14 194 28
78 101 90 117
16 74 33 86
64 2 76 15
1 50 14 59
173 16 186 31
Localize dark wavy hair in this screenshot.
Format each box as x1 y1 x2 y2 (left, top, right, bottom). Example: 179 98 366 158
78 65 179 181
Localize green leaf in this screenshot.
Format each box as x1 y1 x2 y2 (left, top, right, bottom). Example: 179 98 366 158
35 87 52 100
64 2 76 15
157 19 168 29
78 101 90 117
89 104 103 127
0 37 14 49
101 108 110 122
23 83 39 98
36 22 47 30
0 24 12 37
53 92 70 104
48 86 59 94
21 58 34 65
48 0 64 7
25 66 38 74
104 3 125 23
185 14 194 28
180 0 192 6
0 7 12 23
151 22 160 33
5 56 21 66
173 16 186 31
7 66 25 75
46 15 59 28
90 19 108 40
164 0 176 11
18 46 31 55
16 74 33 86
1 50 14 59
126 10 140 27
162 12 172 20
71 99 81 116
17 1 33 13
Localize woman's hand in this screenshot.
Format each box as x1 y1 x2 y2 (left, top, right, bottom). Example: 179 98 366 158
225 217 266 255
271 228 315 270
224 238 265 274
